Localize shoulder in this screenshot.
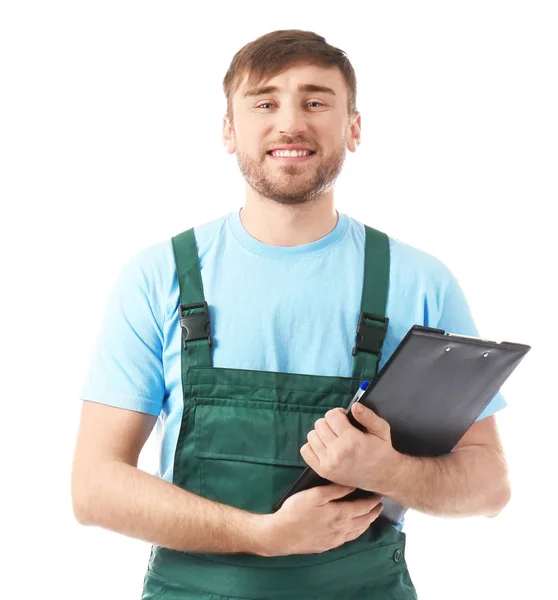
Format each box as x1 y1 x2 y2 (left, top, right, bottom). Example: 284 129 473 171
125 212 230 285
104 239 175 330
344 215 456 291
349 216 455 287
192 212 230 245
122 238 175 294
387 235 457 295
170 212 231 268
389 235 453 279
171 213 230 254
118 213 231 319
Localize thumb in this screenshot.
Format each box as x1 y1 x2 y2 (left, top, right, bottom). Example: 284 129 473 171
351 402 384 432
315 483 356 505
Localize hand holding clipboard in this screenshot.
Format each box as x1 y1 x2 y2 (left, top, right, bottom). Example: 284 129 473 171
273 325 531 524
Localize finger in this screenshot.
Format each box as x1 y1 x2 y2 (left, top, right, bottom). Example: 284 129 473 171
314 417 338 444
351 403 391 439
339 495 384 519
306 429 327 459
313 484 356 505
348 504 384 530
341 507 385 545
324 407 354 436
300 442 320 470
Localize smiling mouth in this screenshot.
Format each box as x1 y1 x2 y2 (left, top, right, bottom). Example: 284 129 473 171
266 151 317 163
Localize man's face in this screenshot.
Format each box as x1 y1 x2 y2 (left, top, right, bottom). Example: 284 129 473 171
223 61 361 206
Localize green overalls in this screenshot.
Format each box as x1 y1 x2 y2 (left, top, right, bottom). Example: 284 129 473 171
141 225 418 600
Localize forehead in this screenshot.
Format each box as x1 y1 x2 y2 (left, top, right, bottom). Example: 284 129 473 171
236 61 347 100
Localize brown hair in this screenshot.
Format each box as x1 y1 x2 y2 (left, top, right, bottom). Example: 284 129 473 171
222 29 357 122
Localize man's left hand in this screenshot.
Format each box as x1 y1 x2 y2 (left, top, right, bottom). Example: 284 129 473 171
300 403 401 495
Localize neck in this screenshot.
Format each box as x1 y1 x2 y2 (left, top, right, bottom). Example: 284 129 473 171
239 191 338 247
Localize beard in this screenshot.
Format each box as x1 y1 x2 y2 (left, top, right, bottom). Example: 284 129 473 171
235 143 347 206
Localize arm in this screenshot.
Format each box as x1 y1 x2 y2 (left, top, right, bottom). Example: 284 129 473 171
384 274 511 517
384 415 511 518
302 406 511 520
71 400 268 555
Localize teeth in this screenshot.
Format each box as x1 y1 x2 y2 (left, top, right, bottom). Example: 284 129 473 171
271 150 312 157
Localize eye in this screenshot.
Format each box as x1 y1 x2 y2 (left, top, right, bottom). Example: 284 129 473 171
255 102 325 109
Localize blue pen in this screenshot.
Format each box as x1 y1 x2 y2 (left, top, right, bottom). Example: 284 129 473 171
346 380 370 413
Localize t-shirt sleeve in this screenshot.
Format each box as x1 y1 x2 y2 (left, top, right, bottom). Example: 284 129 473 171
80 252 165 415
437 277 507 421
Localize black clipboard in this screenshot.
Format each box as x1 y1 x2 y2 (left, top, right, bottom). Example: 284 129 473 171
272 324 531 524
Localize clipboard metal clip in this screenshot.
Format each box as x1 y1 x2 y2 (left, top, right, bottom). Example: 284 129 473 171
352 312 389 358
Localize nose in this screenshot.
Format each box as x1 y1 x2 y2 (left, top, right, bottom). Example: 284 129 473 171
277 103 309 136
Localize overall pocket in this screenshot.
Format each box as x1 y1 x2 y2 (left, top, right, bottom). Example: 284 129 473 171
192 396 330 514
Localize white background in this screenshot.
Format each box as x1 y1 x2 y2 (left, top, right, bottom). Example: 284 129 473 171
1 1 556 598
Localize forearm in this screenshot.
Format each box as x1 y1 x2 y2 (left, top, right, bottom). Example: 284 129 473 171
73 460 267 555
380 446 511 518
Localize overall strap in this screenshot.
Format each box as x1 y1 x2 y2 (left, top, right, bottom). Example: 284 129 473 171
351 225 390 382
171 224 390 379
172 228 213 370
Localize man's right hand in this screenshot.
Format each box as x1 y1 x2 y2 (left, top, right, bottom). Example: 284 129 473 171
257 484 384 557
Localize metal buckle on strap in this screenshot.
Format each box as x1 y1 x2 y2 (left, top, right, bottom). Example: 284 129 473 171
351 312 389 358
178 301 212 350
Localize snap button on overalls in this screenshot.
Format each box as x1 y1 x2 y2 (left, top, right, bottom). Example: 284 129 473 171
141 225 419 599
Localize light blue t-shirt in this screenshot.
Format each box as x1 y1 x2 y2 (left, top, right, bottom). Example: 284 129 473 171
80 209 506 532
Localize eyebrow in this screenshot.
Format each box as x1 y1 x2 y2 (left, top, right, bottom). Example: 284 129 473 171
242 83 337 98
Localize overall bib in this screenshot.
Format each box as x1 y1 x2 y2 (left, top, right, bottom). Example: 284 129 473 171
141 225 418 600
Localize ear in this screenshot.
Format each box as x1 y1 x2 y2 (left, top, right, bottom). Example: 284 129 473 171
222 115 236 154
347 112 361 153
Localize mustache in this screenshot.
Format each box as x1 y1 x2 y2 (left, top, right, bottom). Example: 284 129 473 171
265 141 318 151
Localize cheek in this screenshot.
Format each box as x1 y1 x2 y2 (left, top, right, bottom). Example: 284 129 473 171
317 128 344 151
237 141 265 160
232 121 264 150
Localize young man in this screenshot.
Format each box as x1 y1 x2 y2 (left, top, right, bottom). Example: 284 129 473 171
72 30 510 599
